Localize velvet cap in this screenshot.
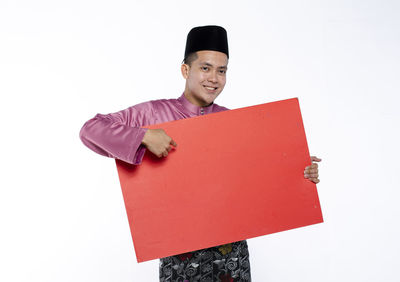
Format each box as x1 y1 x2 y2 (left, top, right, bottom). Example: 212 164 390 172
184 25 229 60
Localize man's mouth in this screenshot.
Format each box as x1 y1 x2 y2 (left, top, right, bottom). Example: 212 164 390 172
203 86 218 91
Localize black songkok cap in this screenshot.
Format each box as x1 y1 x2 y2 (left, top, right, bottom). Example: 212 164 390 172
184 25 229 60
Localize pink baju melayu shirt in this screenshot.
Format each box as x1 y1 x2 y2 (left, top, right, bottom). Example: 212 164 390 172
80 94 252 281
79 94 228 164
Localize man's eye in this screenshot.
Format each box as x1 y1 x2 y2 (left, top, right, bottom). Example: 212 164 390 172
201 66 209 71
219 70 226 74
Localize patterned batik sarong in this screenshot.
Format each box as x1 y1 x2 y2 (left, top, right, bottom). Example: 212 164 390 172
159 240 251 282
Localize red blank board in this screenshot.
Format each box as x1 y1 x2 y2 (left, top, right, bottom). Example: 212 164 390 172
116 98 323 262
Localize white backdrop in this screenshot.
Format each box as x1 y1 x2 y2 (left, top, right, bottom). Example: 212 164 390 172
1 0 399 281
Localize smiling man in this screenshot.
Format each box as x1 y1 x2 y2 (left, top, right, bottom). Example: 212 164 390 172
80 25 320 282
182 50 228 106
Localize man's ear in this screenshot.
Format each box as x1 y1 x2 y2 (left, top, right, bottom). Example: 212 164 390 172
181 64 189 79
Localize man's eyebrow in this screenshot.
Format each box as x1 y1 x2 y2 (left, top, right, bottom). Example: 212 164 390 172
200 62 228 69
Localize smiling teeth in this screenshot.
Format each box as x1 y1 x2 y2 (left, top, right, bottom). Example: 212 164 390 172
205 87 216 90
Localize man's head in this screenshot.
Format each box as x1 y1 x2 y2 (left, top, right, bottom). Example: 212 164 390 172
182 25 229 107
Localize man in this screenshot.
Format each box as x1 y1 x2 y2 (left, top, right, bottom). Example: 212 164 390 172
80 25 320 282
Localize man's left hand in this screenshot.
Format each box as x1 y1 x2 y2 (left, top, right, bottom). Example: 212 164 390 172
304 156 321 184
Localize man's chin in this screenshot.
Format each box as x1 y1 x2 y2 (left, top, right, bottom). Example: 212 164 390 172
202 93 220 105
186 91 220 107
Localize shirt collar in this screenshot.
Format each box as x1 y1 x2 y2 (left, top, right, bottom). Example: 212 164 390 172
177 93 215 116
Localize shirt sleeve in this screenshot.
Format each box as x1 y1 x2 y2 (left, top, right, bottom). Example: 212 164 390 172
79 102 155 165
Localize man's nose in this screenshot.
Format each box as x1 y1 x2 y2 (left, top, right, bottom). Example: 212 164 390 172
208 71 218 83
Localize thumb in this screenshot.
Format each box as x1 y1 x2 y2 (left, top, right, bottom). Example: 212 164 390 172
310 156 322 162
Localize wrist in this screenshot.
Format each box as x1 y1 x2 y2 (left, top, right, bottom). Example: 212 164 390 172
141 129 151 146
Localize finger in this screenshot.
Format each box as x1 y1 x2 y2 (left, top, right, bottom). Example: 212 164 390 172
311 156 322 162
162 150 168 157
305 175 320 183
306 165 318 171
304 165 318 173
170 139 177 147
166 146 172 152
304 168 318 175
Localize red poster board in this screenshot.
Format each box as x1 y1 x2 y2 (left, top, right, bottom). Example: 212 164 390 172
116 98 323 262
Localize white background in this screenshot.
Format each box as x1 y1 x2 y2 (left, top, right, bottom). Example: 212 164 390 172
1 0 399 281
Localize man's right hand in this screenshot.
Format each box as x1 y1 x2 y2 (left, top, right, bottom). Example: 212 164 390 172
141 129 177 158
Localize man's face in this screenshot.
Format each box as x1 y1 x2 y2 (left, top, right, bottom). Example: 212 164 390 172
182 50 228 107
